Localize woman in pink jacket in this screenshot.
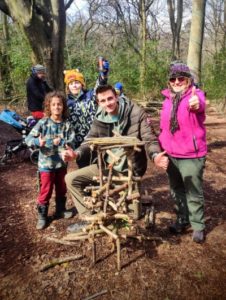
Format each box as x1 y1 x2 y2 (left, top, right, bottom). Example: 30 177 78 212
159 61 207 243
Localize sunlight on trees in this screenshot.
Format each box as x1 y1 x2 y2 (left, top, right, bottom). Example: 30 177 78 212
0 0 225 103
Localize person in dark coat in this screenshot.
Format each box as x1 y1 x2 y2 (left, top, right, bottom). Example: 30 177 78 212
26 64 52 120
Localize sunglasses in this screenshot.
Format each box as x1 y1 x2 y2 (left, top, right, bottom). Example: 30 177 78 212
169 76 186 83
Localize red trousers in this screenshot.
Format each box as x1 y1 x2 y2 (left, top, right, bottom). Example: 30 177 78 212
31 111 44 120
37 168 67 206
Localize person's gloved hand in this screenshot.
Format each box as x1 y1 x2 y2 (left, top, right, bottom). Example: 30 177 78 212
99 57 109 78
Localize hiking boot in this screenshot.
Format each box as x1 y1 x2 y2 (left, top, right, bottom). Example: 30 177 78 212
55 197 73 219
67 221 90 233
192 230 205 243
36 204 48 230
169 221 190 234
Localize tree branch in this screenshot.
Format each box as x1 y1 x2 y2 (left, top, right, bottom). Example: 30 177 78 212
65 0 74 11
0 2 10 17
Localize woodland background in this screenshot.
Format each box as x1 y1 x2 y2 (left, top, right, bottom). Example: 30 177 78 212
0 2 226 299
0 0 225 108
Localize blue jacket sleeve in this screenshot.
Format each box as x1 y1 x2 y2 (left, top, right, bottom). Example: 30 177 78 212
25 121 42 148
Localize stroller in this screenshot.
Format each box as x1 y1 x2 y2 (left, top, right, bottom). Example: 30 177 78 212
0 109 39 164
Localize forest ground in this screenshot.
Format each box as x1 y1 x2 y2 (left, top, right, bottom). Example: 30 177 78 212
0 104 226 300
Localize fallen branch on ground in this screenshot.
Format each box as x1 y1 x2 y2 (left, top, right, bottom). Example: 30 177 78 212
40 254 83 272
46 237 77 246
82 289 108 300
121 234 163 242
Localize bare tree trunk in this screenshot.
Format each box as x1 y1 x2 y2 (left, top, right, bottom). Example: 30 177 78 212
140 0 147 99
167 0 183 60
0 0 68 89
175 0 183 58
187 0 206 84
0 12 13 98
224 0 226 49
108 0 153 97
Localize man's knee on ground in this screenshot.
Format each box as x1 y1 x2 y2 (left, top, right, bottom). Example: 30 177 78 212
65 172 78 188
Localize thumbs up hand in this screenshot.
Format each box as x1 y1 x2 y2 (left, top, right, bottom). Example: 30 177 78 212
189 86 200 111
153 151 169 170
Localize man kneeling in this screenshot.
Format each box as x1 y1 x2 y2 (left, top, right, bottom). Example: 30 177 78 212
61 84 168 232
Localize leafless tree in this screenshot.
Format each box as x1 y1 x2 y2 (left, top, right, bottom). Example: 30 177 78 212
0 0 74 88
205 0 224 54
187 0 206 84
167 0 183 59
0 12 13 98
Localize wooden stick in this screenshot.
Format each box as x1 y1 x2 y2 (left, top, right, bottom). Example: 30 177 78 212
85 136 143 145
40 255 83 272
63 229 104 240
116 238 121 271
108 200 118 211
97 149 103 187
103 166 113 213
46 237 77 246
126 192 140 201
100 143 145 150
92 240 96 265
99 224 118 240
121 234 163 242
84 199 102 209
132 199 141 220
127 155 133 196
62 235 90 241
80 212 106 222
108 183 128 196
93 175 141 182
92 183 107 197
63 229 94 238
82 289 108 300
85 184 128 192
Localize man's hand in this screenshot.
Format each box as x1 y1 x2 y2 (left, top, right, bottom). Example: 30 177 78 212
189 86 200 111
153 151 169 170
39 134 46 147
61 145 78 162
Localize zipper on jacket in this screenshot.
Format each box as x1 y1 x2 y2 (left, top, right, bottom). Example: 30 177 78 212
193 135 198 153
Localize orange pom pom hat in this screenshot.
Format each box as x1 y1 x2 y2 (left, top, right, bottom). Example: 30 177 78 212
64 69 85 87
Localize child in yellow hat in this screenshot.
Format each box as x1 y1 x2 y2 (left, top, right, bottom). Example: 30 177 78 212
64 58 109 168
64 69 86 94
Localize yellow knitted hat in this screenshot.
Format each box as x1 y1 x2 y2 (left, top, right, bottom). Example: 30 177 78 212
64 69 85 87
